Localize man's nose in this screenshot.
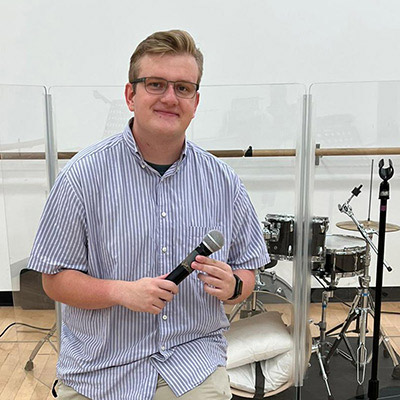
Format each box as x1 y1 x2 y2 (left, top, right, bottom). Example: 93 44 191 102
161 83 179 103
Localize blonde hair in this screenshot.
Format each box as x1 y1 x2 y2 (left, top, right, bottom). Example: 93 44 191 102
128 30 203 85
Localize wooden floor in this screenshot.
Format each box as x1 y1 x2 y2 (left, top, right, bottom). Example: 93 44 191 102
1 301 399 399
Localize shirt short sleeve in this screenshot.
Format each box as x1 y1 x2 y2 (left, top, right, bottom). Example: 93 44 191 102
27 172 88 274
228 179 270 270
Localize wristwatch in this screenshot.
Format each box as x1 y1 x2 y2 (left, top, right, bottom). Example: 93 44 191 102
227 274 243 300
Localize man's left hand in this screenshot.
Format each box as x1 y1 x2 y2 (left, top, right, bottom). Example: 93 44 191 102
191 255 236 301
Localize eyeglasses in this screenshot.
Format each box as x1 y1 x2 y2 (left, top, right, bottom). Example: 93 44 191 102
131 77 199 99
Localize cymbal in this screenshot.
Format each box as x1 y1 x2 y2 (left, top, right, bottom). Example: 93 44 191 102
336 220 400 232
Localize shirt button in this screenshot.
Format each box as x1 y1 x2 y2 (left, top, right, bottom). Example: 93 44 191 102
161 346 165 351
162 315 168 320
161 212 167 218
141 164 145 169
162 247 167 253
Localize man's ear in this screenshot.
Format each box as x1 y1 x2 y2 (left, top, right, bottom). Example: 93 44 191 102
192 92 200 118
125 83 135 112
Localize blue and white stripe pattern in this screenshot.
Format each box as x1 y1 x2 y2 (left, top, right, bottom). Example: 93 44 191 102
28 120 269 399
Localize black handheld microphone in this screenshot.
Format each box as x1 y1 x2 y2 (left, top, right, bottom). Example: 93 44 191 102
165 230 224 285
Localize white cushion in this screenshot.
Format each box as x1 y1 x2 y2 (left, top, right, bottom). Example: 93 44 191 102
225 311 292 369
228 350 293 393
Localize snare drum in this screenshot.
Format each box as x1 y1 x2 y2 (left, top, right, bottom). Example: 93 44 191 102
263 214 329 262
322 234 370 278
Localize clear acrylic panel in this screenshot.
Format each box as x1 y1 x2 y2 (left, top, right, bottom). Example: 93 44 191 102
308 81 400 399
50 83 309 398
0 85 57 398
193 83 309 398
49 85 131 151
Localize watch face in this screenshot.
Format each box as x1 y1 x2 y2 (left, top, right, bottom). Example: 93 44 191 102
229 274 243 300
236 275 243 296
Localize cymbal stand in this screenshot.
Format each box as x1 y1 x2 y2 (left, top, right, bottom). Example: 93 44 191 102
338 186 392 273
324 186 400 383
228 271 266 322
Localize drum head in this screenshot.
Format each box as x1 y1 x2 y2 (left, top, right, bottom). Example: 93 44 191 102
325 234 366 252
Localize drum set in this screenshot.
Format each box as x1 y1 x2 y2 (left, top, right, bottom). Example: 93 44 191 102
229 186 400 400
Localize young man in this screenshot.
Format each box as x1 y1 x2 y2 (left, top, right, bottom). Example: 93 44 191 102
28 30 269 399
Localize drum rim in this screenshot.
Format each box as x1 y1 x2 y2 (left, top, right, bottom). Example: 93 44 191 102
266 214 329 222
256 271 293 304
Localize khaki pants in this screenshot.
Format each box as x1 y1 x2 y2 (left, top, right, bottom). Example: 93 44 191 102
54 367 232 399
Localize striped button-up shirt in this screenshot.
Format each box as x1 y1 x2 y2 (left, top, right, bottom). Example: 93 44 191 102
28 120 269 399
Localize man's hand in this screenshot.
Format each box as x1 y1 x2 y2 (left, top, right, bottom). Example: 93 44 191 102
191 255 236 301
42 270 178 314
114 274 179 314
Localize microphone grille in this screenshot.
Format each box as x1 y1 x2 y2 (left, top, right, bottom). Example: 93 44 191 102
203 230 224 252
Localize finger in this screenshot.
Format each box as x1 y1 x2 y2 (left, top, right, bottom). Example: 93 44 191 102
195 255 221 265
152 297 167 310
202 283 223 298
197 273 224 288
192 261 226 279
159 290 175 303
150 306 162 315
157 279 179 294
194 256 230 272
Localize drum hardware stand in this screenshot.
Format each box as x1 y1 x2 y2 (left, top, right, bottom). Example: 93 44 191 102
228 271 266 322
324 184 400 385
312 284 336 400
338 185 392 273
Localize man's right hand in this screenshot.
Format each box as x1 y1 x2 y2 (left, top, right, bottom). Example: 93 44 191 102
42 270 178 314
113 275 178 314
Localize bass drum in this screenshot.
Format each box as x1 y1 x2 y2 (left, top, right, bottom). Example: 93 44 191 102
256 270 293 304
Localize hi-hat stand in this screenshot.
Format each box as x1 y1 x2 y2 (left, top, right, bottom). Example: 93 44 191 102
312 283 336 400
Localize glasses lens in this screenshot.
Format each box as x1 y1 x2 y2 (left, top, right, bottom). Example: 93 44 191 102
174 82 197 99
145 78 167 94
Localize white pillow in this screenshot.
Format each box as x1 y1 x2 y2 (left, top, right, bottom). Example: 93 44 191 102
225 311 292 369
228 350 293 393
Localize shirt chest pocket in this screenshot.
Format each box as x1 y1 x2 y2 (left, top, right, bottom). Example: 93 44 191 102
184 226 227 263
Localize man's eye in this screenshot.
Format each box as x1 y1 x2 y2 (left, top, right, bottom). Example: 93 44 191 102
149 82 162 88
147 80 166 90
176 84 190 93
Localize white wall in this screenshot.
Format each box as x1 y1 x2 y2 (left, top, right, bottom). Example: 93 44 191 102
1 0 400 87
1 0 400 291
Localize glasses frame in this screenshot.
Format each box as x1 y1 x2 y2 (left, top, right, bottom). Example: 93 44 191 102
131 77 200 99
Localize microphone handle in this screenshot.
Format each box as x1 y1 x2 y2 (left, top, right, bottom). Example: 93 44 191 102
165 242 213 285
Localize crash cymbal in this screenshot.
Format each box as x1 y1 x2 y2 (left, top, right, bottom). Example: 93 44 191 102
336 220 400 232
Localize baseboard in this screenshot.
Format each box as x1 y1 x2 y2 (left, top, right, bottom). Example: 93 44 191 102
0 291 13 306
311 286 400 303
